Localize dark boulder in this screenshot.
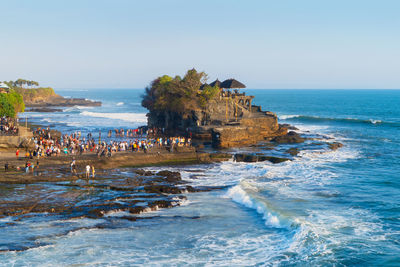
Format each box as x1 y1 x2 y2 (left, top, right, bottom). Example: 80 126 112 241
27 107 63 112
257 156 290 164
286 148 299 156
234 153 290 164
144 185 182 194
234 154 258 162
272 131 305 144
328 142 343 150
156 170 182 182
134 169 154 176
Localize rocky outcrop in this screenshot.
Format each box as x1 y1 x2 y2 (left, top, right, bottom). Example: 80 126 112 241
26 96 101 107
234 153 290 164
146 91 288 148
286 148 300 156
212 123 287 148
328 142 343 150
272 131 305 144
26 107 63 112
204 100 288 148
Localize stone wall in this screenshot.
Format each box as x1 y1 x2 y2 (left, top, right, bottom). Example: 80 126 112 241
0 127 33 150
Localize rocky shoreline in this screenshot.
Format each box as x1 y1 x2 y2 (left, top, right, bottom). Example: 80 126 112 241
0 114 344 232
0 147 232 231
25 95 101 108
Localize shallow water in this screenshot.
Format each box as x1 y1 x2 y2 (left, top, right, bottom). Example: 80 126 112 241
3 89 400 266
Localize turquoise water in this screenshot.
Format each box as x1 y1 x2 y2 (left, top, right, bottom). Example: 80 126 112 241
3 89 400 266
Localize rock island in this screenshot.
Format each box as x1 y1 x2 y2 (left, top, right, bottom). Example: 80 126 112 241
143 69 287 148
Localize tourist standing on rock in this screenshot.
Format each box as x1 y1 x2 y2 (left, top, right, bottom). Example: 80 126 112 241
91 165 95 178
5 163 8 172
16 149 19 159
25 162 30 173
71 159 77 174
85 164 91 179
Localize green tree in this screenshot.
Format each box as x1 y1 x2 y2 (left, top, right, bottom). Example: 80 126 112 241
143 70 206 115
198 85 220 107
7 90 25 113
0 94 16 117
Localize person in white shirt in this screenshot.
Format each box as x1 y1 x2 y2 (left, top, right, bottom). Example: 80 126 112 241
85 164 91 179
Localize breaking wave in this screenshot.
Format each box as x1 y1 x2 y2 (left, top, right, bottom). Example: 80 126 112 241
64 106 94 112
278 114 399 126
225 183 291 229
80 111 147 123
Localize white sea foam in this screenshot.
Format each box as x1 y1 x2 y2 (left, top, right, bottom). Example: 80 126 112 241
369 119 382 124
116 102 124 106
64 105 94 112
279 114 300 120
225 184 284 228
80 111 147 123
294 124 331 133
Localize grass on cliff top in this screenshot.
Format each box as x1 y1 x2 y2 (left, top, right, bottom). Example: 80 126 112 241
14 87 57 102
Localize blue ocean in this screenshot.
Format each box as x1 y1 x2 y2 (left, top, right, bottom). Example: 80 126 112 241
2 89 400 266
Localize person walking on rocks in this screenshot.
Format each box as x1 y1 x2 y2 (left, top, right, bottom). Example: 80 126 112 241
91 165 95 178
71 159 77 174
85 164 91 179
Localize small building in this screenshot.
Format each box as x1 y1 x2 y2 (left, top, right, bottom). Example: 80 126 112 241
0 82 10 93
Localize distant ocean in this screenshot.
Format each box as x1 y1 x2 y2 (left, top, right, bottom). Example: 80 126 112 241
2 89 400 266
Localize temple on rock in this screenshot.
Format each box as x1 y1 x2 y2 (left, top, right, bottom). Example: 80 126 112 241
143 70 287 148
193 79 286 148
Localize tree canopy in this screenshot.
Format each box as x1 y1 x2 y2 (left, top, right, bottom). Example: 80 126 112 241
142 69 219 117
0 90 25 117
12 79 39 88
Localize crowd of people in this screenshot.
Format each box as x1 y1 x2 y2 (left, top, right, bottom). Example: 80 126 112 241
0 117 19 135
25 128 192 159
5 127 192 176
107 128 145 138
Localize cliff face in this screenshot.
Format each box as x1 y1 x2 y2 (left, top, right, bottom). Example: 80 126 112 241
15 87 101 107
147 92 286 148
211 116 287 148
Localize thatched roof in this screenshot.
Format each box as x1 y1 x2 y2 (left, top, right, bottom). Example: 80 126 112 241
209 79 221 87
220 79 246 89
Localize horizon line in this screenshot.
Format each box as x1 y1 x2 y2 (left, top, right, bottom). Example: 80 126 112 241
54 87 400 91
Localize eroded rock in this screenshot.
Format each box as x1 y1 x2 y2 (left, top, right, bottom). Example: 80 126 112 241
272 131 305 144
234 153 290 164
286 148 299 156
328 142 343 150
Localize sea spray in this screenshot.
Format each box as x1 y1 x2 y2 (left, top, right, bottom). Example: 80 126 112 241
225 183 288 228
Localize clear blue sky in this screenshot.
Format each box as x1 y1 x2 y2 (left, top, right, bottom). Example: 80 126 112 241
1 0 399 89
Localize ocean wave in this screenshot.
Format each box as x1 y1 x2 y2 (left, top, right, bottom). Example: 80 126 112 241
116 102 124 106
225 183 291 229
63 105 94 112
80 111 147 123
279 114 300 120
279 114 398 126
